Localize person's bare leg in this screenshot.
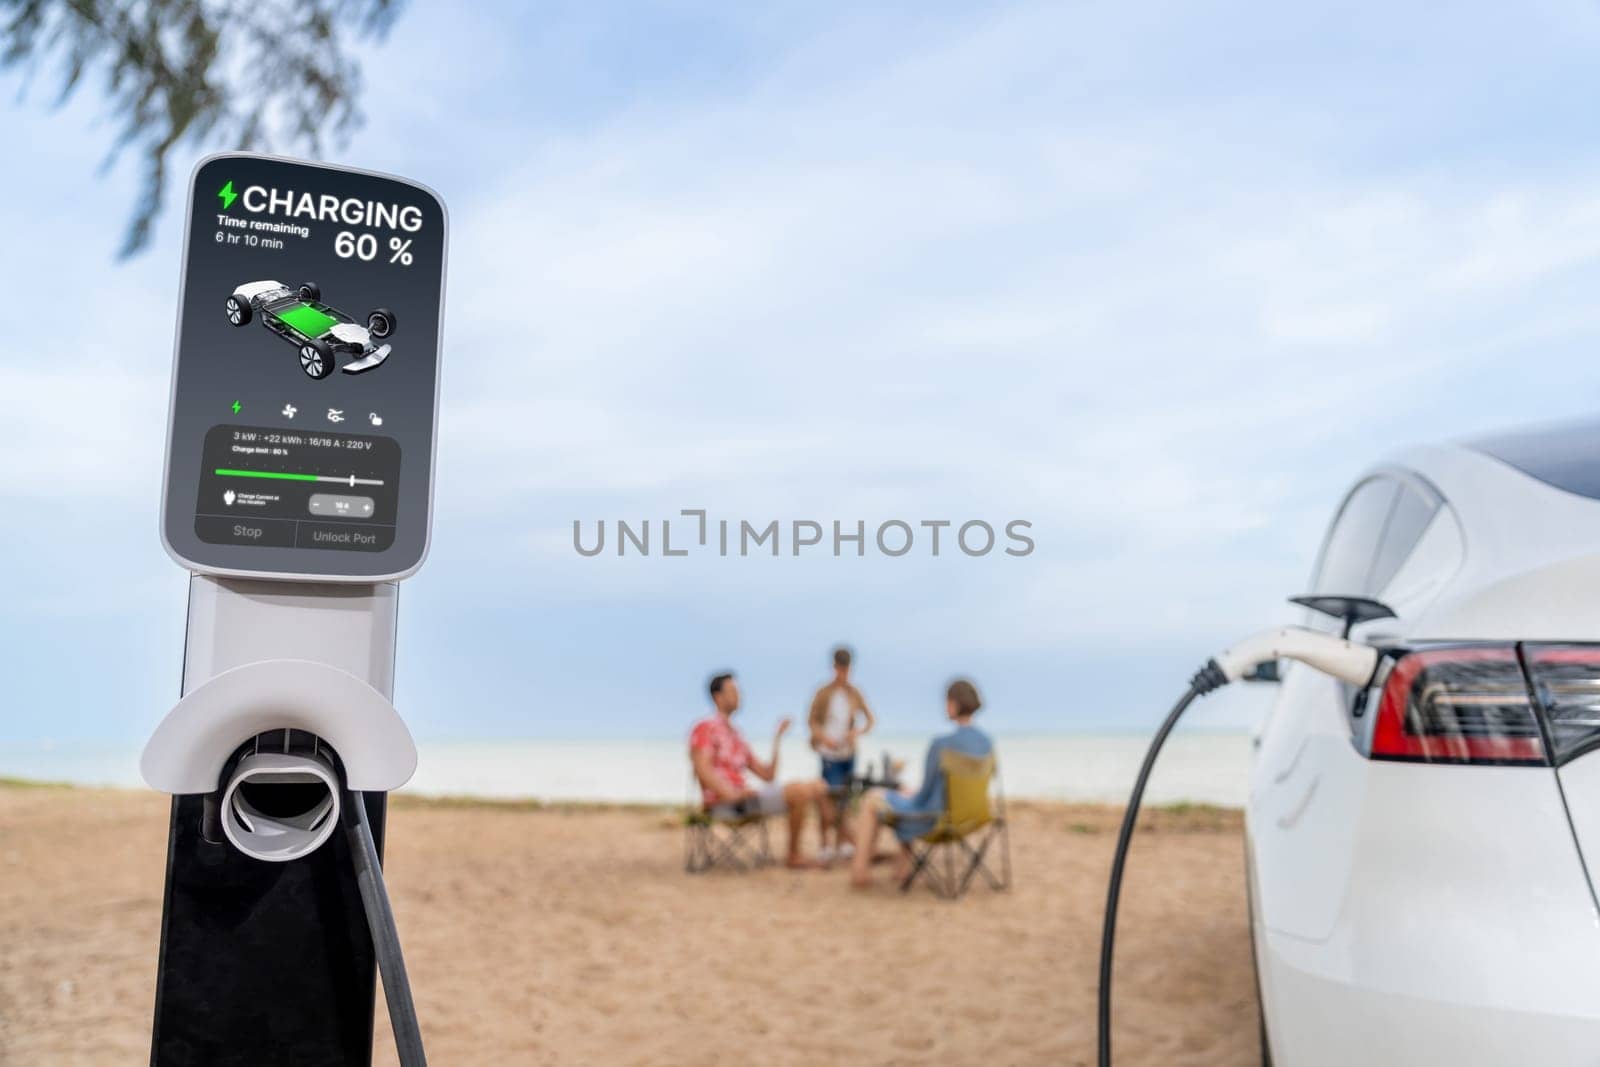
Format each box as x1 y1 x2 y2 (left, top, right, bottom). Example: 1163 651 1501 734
814 782 838 861
850 793 884 887
782 781 818 867
835 795 854 848
818 788 837 855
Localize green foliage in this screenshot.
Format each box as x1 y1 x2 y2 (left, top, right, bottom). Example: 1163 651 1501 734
2 0 403 256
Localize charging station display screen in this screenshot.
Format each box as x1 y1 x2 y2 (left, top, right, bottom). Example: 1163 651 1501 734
161 154 446 580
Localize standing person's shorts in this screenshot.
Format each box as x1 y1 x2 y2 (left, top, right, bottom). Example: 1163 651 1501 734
820 755 856 792
711 782 786 819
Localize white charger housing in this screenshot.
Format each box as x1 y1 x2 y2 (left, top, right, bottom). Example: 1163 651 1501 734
140 577 417 863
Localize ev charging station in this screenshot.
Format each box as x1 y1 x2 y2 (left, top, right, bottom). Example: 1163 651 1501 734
141 153 446 1065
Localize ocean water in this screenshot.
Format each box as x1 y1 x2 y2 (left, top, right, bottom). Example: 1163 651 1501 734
0 732 1252 807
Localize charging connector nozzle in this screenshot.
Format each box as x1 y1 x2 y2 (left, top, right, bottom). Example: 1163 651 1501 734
1214 625 1379 688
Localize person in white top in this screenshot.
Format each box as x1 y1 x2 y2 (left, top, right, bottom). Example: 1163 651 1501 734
807 646 876 863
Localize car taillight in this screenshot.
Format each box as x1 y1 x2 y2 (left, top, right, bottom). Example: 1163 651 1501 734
1523 645 1600 764
1370 646 1547 765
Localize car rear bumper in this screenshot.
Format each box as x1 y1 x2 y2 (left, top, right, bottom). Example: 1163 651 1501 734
1259 929 1600 1066
1250 743 1600 1065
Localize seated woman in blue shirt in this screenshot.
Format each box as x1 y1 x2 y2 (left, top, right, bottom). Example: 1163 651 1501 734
849 677 992 889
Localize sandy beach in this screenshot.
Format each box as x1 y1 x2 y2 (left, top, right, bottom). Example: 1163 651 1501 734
0 782 1258 1065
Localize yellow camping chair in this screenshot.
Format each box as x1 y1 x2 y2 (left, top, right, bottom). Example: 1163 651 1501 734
683 771 773 874
894 749 1012 899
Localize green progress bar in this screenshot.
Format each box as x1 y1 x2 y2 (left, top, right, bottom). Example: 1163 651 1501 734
214 467 385 487
215 468 318 481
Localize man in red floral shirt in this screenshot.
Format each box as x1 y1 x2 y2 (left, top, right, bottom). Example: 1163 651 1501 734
690 672 830 868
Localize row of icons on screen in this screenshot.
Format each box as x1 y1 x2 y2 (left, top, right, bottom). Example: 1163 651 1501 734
228 400 383 427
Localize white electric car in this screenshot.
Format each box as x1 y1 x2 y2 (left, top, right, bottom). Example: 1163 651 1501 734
1249 420 1600 1065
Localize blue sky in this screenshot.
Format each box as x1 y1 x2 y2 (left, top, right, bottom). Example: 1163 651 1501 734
5 1 1600 747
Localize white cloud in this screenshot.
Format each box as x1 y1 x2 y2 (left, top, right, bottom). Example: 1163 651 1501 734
10 1 1600 740
405 5 1600 660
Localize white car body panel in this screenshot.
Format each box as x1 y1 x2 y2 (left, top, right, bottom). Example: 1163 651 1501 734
1556 755 1600 928
1253 753 1600 1064
232 279 288 303
1371 506 1464 626
1248 433 1600 1065
1397 444 1600 642
328 322 369 345
1250 666 1360 941
342 344 391 373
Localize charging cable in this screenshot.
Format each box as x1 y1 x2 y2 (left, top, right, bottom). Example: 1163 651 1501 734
1096 627 1379 1067
343 790 428 1067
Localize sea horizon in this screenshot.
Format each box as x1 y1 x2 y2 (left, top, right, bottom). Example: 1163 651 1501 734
0 729 1253 807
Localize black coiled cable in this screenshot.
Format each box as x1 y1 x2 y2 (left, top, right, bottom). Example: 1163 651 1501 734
1097 659 1228 1067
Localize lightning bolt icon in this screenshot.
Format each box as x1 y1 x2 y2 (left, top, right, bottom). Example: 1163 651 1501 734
218 180 238 210
231 400 241 414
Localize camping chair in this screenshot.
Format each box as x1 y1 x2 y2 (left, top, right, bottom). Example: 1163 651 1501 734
683 771 774 874
892 749 1012 900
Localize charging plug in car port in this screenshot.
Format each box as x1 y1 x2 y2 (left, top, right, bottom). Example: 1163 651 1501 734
1097 603 1384 1067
